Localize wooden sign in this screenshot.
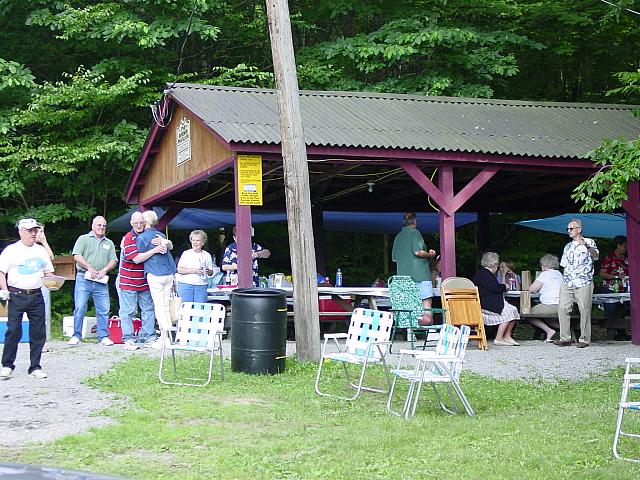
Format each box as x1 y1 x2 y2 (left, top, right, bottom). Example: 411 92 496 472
176 117 191 166
237 155 263 205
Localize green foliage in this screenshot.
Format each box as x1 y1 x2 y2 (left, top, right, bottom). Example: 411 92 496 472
572 137 640 212
0 68 148 225
298 12 539 96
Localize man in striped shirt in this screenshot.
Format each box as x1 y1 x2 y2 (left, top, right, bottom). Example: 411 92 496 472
117 211 164 350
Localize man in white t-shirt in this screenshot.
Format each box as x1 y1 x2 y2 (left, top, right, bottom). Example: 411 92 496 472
0 218 55 380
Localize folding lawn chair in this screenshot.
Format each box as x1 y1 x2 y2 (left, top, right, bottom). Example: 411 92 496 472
387 275 445 352
315 308 394 401
613 357 640 462
387 324 474 418
158 302 226 387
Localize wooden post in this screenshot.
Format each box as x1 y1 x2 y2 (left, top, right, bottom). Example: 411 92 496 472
520 271 531 314
265 0 320 361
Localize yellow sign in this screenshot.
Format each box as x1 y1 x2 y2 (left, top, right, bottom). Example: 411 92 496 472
237 155 263 205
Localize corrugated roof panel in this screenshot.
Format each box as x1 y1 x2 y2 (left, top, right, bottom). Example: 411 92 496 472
168 83 639 158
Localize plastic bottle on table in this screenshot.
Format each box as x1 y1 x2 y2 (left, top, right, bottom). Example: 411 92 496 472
335 268 343 287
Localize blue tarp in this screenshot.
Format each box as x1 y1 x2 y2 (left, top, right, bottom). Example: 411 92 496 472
516 213 626 238
108 208 477 234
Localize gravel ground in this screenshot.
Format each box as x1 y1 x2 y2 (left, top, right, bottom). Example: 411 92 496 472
1 338 638 449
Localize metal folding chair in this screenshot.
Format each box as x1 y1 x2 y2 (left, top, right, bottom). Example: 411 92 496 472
158 302 226 387
613 357 640 462
315 308 394 401
387 324 474 418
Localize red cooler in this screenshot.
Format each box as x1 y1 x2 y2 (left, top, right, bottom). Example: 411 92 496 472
108 316 142 344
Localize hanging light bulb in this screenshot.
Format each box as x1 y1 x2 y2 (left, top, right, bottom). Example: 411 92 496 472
367 182 375 193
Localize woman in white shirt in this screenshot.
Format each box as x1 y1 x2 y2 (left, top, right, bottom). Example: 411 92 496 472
529 254 564 342
176 230 214 303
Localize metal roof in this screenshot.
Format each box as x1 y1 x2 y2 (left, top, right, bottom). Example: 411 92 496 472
168 83 639 159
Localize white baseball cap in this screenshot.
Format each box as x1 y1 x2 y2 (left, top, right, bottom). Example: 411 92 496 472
17 218 39 230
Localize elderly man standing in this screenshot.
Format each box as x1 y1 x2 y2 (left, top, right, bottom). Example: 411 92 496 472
555 218 599 348
0 219 55 380
117 211 164 350
68 216 118 346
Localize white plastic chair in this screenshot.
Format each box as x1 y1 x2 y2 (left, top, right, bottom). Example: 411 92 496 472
613 357 640 462
158 302 226 387
315 308 394 401
387 324 474 418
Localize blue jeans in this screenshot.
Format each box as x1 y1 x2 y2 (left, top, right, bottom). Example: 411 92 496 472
118 288 156 342
176 282 208 303
73 273 110 340
1 291 46 374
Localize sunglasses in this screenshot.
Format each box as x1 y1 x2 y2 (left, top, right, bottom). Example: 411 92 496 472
567 227 580 231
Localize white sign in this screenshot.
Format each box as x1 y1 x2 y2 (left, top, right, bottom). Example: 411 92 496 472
176 117 191 166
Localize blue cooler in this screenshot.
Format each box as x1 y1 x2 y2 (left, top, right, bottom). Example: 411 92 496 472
0 317 30 343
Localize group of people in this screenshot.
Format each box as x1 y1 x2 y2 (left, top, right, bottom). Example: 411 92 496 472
0 212 271 379
391 213 629 348
475 218 628 347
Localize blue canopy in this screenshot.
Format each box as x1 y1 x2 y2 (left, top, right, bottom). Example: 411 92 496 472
516 213 626 238
108 208 477 234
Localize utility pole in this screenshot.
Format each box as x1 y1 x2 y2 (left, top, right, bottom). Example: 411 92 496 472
265 0 320 361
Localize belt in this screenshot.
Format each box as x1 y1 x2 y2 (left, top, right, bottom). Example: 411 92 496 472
8 286 41 295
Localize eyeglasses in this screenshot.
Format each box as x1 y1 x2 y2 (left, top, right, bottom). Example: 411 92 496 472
567 226 580 231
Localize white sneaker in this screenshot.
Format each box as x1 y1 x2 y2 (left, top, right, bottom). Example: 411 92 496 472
68 336 80 346
99 337 115 346
122 340 139 351
29 369 48 379
0 367 12 380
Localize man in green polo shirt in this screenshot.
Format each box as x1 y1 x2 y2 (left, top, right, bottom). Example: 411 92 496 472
392 212 438 325
69 216 118 346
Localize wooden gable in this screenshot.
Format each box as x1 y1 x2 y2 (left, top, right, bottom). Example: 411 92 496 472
138 104 232 204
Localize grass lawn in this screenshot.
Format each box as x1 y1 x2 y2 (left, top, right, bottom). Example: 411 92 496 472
8 356 640 479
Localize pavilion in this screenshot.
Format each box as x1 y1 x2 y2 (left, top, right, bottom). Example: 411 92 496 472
124 83 640 343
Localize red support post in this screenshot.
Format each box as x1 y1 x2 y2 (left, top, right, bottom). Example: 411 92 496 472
439 166 457 278
624 181 640 345
234 157 253 288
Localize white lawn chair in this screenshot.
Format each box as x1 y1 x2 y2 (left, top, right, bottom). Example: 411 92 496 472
613 357 640 462
158 302 226 387
315 308 394 401
387 324 474 418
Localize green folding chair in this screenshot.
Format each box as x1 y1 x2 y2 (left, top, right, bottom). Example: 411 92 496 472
387 275 445 352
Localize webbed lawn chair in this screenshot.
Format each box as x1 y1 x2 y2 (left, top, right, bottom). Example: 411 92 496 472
387 324 474 418
158 302 226 387
315 308 394 401
440 283 488 351
613 357 640 462
388 275 445 351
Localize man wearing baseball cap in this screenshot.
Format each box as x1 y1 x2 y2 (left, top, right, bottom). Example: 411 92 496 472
0 218 55 380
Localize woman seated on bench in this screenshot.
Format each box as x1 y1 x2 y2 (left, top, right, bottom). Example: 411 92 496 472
473 252 520 346
528 254 563 342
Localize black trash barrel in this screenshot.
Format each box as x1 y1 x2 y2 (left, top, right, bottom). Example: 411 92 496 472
231 288 287 374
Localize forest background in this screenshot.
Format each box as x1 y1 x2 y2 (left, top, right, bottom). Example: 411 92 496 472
0 0 639 301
